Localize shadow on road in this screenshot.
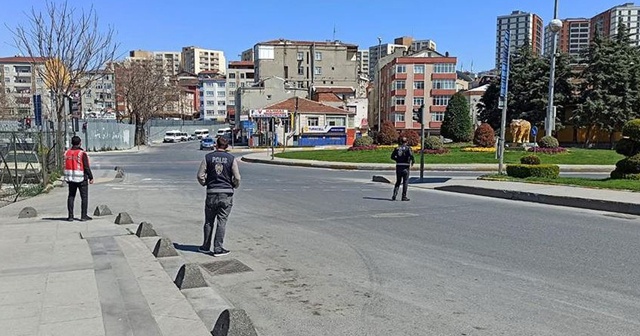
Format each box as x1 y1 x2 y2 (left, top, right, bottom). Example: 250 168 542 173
173 243 202 253
363 196 394 202
408 177 451 184
41 217 72 221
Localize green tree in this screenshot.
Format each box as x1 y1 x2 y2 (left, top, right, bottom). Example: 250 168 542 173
573 24 640 147
441 92 473 142
477 79 502 130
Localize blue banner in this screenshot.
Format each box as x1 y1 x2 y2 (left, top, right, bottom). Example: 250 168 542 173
499 31 510 99
33 94 42 126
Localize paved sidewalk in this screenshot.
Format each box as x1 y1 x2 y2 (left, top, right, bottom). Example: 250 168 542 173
241 151 616 172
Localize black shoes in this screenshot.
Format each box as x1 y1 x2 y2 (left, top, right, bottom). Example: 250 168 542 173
401 198 410 201
198 246 210 253
391 196 396 201
213 248 230 257
80 215 93 221
66 217 74 222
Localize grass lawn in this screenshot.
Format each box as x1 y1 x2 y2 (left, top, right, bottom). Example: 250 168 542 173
275 147 623 165
481 175 640 192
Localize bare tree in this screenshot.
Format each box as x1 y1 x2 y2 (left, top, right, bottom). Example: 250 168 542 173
9 0 118 165
115 61 175 145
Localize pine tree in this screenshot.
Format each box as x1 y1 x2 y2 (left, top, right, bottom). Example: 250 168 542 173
477 79 502 130
441 92 473 142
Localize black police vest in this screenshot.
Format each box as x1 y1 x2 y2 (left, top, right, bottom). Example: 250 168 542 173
205 151 235 193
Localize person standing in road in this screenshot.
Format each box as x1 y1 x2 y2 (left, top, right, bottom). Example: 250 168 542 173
391 136 414 201
64 136 94 221
197 136 241 256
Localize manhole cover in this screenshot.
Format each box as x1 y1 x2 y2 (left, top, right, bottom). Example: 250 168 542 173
200 259 253 276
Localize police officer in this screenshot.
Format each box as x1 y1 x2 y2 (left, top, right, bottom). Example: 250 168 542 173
196 136 241 256
64 136 94 221
391 136 414 201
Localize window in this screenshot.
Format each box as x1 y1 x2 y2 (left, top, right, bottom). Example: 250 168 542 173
206 100 215 106
229 90 236 96
326 117 345 126
4 77 9 83
433 80 456 90
414 81 425 89
393 113 405 122
217 91 226 97
394 96 405 105
298 66 304 75
315 51 322 61
205 91 214 96
395 65 406 73
218 82 225 88
228 82 236 88
413 97 424 106
394 80 406 90
256 46 275 60
297 52 304 61
314 66 322 75
229 99 235 106
432 96 451 106
414 64 425 74
434 63 456 73
307 117 319 126
298 81 305 88
431 112 445 122
217 101 226 106
228 73 236 79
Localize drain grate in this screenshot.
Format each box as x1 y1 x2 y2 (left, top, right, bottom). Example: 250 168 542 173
200 259 253 276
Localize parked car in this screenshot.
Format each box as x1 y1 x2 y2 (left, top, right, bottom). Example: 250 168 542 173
194 129 210 140
200 137 215 150
1 151 42 183
163 130 183 143
216 128 231 137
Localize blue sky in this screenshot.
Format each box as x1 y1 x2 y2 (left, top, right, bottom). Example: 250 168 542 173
0 0 627 71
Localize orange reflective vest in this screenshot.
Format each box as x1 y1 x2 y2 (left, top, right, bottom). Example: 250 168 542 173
64 149 85 183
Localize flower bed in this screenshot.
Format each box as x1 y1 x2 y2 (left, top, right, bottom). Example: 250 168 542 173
461 147 496 152
348 145 378 151
421 148 450 155
527 147 567 154
377 145 421 151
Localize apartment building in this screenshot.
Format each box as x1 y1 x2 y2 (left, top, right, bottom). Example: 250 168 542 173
496 10 544 68
357 50 370 78
79 70 115 117
378 50 457 133
368 43 409 80
241 48 254 62
126 50 181 77
226 61 254 110
0 56 51 119
544 18 590 60
199 71 227 121
182 46 226 75
252 39 359 90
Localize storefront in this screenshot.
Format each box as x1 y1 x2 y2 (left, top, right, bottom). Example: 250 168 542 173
298 126 347 146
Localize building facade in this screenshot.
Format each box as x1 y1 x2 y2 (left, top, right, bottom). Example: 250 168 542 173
496 11 544 68
199 72 227 121
182 46 227 75
544 18 590 62
368 43 409 80
226 61 255 109
378 50 457 133
357 50 370 78
126 50 181 78
592 3 640 44
80 70 116 118
0 56 51 120
252 39 359 91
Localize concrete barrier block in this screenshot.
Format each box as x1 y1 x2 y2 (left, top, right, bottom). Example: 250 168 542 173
135 222 157 237
372 175 392 183
18 207 37 219
115 212 134 224
212 309 258 336
152 237 179 258
94 205 112 216
174 263 207 290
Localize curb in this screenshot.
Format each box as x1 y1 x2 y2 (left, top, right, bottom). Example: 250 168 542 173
242 155 615 173
434 185 640 216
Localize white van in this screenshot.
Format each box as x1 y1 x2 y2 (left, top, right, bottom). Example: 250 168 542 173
194 129 210 140
163 130 183 143
216 128 231 137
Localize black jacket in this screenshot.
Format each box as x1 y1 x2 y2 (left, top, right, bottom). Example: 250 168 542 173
391 145 415 167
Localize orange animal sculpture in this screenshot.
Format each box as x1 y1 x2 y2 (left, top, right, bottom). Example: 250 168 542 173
510 119 531 144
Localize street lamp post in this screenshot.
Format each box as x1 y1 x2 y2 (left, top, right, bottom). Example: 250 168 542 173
377 37 382 133
546 0 563 137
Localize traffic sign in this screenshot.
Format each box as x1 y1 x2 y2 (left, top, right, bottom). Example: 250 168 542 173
531 126 538 136
500 31 510 100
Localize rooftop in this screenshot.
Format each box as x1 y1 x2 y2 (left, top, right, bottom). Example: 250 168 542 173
0 56 49 63
264 97 354 115
257 39 357 48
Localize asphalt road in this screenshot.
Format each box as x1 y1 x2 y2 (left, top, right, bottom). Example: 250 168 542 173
90 142 640 336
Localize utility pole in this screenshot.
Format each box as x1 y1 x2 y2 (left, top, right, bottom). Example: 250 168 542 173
546 0 562 137
413 105 425 181
270 116 275 160
376 37 382 133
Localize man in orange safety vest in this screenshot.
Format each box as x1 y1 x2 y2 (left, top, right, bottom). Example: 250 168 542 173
64 136 94 221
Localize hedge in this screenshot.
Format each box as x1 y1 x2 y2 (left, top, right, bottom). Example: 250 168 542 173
506 164 560 178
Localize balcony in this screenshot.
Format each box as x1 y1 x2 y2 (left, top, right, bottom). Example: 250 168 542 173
430 105 447 112
391 73 407 80
431 73 456 80
392 105 407 112
431 89 456 96
390 89 407 96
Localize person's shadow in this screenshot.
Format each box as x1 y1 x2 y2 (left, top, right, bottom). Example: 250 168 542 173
173 243 201 253
362 196 394 202
408 177 450 184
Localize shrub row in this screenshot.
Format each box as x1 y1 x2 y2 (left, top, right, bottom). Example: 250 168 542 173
506 164 560 178
422 148 450 155
527 147 567 154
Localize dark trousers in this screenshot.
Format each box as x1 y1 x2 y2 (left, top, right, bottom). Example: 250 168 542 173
202 193 233 252
393 166 410 199
67 181 88 218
